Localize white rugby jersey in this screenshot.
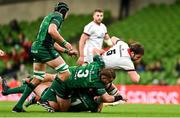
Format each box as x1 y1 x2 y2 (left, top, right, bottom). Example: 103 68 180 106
102 40 135 71
83 21 107 63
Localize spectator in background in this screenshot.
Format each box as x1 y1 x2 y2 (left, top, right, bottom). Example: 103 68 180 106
158 79 168 86
119 0 131 20
17 32 32 63
0 49 5 56
77 9 111 65
1 62 15 77
135 61 146 72
3 32 16 46
175 58 180 77
9 19 21 34
176 77 180 86
17 64 29 80
18 32 32 50
153 60 165 72
8 75 21 88
147 60 165 72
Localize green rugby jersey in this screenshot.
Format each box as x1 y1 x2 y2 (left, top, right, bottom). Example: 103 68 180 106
31 12 63 51
67 62 105 89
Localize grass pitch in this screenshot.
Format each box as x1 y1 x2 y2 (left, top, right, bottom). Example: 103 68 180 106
0 102 180 117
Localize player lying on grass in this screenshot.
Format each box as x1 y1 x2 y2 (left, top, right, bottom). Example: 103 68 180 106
26 78 126 112
1 69 127 112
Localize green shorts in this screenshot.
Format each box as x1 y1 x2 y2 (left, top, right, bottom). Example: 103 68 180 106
51 77 72 99
41 88 57 102
68 90 99 112
31 45 59 63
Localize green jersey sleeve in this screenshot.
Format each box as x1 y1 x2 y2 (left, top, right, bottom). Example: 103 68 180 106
50 13 63 28
96 88 107 96
93 55 105 68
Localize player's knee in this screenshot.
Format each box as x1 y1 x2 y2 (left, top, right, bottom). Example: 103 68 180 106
57 71 71 81
33 71 45 81
49 101 59 111
55 63 70 81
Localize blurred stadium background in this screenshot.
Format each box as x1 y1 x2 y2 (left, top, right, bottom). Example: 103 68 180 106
0 0 180 116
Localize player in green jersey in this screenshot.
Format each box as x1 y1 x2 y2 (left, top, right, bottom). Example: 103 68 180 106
39 56 124 112
25 82 125 112
12 2 76 112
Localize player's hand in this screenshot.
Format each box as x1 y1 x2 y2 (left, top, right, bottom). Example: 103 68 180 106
67 49 78 57
0 49 5 56
122 98 128 102
64 42 73 51
77 56 84 65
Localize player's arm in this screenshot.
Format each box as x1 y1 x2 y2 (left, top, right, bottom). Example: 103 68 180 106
48 23 72 50
77 33 89 65
54 43 78 56
106 83 120 96
92 48 105 56
104 33 112 46
96 88 126 103
104 36 121 46
100 92 126 103
54 42 67 53
127 70 140 83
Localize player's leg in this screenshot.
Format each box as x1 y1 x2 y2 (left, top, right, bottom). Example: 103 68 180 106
1 73 55 96
37 82 59 111
25 82 59 111
0 76 9 95
25 82 56 108
2 84 26 96
40 56 70 102
12 63 46 112
1 77 33 96
47 56 70 81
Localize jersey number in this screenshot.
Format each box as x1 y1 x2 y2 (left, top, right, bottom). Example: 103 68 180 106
77 70 89 78
106 49 116 56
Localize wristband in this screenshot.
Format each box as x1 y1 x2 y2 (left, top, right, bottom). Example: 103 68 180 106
61 40 68 47
64 49 68 53
114 95 123 102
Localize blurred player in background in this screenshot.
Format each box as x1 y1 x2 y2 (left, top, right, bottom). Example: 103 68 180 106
77 9 112 65
0 49 5 56
12 2 76 112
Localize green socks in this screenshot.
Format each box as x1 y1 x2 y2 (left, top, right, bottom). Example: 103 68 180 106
15 83 36 109
5 84 26 95
41 76 63 102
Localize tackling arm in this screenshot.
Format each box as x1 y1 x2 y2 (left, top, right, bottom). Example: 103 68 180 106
128 71 140 83
100 92 125 103
104 36 120 46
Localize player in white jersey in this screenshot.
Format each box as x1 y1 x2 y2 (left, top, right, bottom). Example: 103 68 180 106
77 9 111 65
94 36 144 83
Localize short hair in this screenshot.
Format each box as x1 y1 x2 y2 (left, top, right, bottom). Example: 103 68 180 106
100 68 116 79
130 43 144 55
93 9 104 14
